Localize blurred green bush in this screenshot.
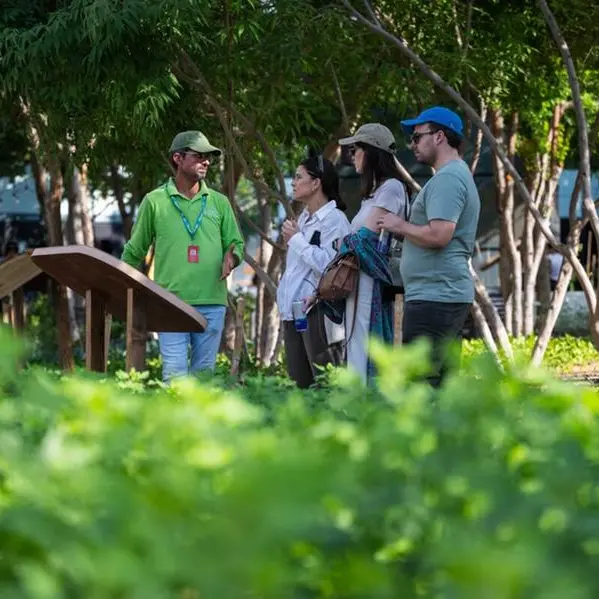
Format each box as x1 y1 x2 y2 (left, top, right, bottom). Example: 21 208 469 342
1 328 599 598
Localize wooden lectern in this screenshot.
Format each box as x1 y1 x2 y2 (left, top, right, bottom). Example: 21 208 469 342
31 246 207 373
0 253 44 332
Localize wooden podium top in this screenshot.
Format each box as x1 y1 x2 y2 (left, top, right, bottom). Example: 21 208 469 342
0 253 43 299
31 246 207 333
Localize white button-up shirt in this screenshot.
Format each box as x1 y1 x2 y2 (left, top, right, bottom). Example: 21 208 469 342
277 201 351 321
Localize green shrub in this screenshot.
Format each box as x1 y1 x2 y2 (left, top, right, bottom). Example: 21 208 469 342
463 334 598 373
1 330 599 597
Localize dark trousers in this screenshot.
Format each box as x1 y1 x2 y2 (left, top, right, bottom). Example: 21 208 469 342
403 300 471 388
283 303 344 389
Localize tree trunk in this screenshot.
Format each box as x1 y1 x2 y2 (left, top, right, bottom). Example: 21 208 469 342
537 251 552 321
521 208 536 335
470 262 513 360
255 188 273 363
30 153 48 231
505 113 523 336
490 108 517 336
231 297 245 377
46 161 74 371
77 164 94 247
19 98 74 369
498 225 513 335
533 148 593 361
259 248 282 366
111 165 134 239
219 156 245 358
523 104 565 336
532 261 573 365
471 301 500 360
66 167 87 246
222 156 244 200
220 297 237 357
64 174 83 345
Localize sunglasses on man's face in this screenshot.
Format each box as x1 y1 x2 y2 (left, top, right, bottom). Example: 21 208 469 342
184 150 213 161
410 130 440 145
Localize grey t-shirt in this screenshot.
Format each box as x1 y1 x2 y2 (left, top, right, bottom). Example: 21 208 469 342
400 159 480 303
351 179 407 231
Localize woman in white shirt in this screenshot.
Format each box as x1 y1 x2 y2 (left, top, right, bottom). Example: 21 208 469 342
278 155 351 388
338 123 409 383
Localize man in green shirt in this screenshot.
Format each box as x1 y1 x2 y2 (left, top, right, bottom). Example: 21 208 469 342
121 131 244 382
377 107 480 388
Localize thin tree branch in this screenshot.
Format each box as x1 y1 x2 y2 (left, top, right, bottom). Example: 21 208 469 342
329 60 350 132
470 300 502 365
531 260 574 365
477 239 522 271
224 160 286 254
244 251 277 298
451 0 464 50
569 110 599 228
393 156 421 193
470 98 487 174
173 55 293 218
179 50 288 205
363 0 381 27
470 262 513 360
174 63 289 211
238 208 286 252
462 0 474 62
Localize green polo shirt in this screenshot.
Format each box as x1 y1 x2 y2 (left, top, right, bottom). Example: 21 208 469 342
121 179 244 306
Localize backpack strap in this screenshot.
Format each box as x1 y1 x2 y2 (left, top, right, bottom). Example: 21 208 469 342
344 256 361 346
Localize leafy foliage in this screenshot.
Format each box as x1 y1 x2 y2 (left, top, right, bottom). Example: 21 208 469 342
3 330 599 597
21 292 598 378
463 334 599 373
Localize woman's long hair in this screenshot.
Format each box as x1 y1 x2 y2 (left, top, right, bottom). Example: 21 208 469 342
301 155 347 212
356 143 411 202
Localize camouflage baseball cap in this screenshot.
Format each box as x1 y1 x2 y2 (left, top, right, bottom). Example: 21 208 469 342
339 123 396 154
169 131 222 156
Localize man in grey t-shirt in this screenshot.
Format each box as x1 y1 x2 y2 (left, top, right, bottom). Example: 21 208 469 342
377 106 481 388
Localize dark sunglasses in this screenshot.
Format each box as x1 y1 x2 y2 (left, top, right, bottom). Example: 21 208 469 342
183 149 213 161
410 130 440 145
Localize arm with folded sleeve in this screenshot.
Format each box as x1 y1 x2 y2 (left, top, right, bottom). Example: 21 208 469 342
284 216 351 277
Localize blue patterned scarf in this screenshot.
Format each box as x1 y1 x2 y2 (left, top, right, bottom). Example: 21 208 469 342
340 227 394 381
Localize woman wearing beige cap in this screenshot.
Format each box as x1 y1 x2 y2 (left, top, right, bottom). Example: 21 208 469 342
337 123 410 383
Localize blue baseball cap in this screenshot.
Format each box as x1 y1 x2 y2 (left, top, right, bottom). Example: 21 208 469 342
400 106 464 138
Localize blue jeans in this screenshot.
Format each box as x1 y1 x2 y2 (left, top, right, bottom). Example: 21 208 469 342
158 305 227 383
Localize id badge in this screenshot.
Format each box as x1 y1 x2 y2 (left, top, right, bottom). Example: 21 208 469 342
187 245 199 263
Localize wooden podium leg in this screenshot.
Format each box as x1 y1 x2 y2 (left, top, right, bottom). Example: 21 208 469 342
85 289 107 372
104 313 112 365
11 288 25 332
2 298 13 328
126 288 147 372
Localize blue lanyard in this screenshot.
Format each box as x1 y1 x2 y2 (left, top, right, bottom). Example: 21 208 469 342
169 192 208 240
